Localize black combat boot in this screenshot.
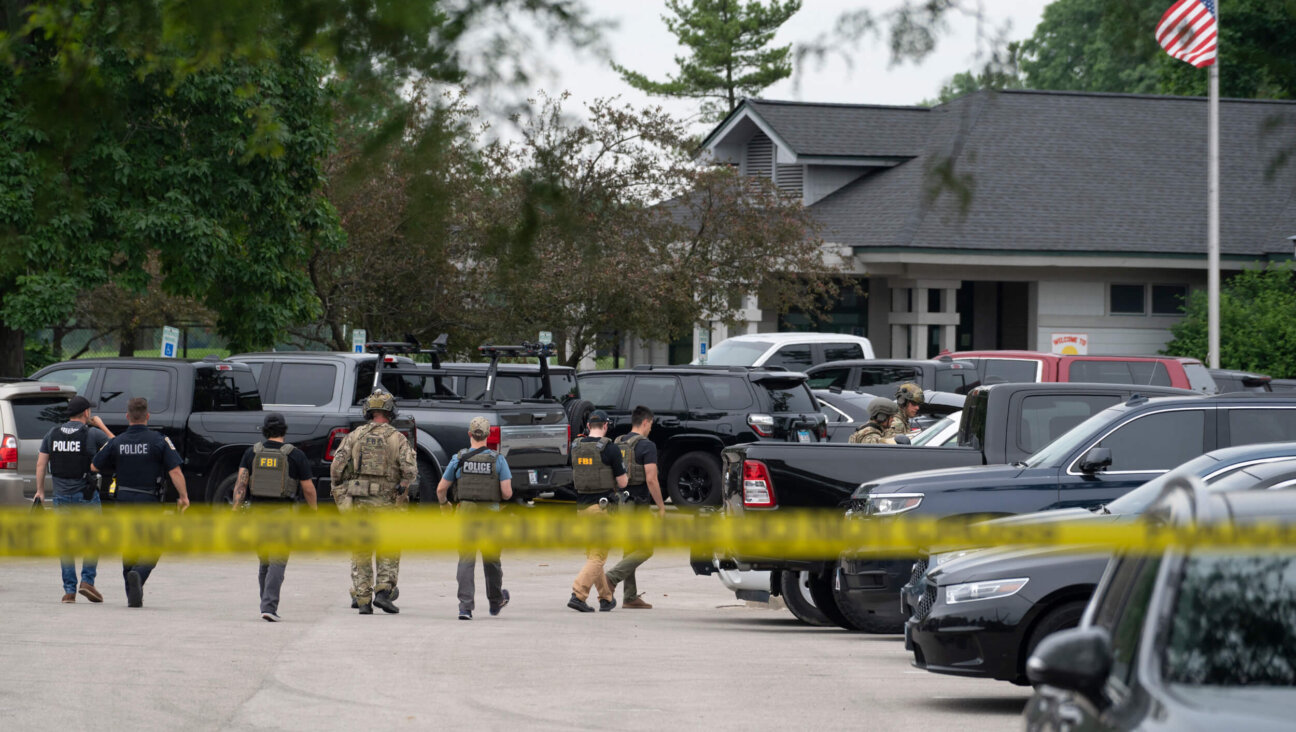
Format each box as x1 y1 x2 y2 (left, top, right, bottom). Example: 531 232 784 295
373 588 400 614
358 601 374 615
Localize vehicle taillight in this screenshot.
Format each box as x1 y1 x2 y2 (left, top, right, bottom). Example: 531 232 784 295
747 413 774 438
0 434 17 470
817 422 828 440
324 427 350 461
742 459 775 508
487 426 501 451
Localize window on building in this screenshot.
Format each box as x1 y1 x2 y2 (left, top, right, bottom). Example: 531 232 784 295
1151 284 1188 315
1110 284 1147 314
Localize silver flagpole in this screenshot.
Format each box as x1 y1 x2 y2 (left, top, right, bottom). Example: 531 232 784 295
1207 9 1220 369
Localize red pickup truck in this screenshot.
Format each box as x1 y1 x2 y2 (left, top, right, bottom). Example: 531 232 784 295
948 351 1217 393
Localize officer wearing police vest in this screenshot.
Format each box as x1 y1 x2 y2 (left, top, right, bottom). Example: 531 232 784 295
91 397 190 608
329 389 417 615
34 395 114 604
231 412 318 622
886 382 925 440
848 398 900 445
604 405 667 609
567 409 628 613
435 416 513 620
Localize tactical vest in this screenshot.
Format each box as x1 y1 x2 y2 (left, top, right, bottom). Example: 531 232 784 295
571 437 615 494
455 448 502 502
615 433 647 486
249 442 298 499
346 422 405 496
49 423 92 479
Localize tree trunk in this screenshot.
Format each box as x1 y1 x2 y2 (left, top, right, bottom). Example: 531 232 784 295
0 322 25 377
118 326 135 357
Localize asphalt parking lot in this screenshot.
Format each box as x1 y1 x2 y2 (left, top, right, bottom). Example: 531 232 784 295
1 549 1030 730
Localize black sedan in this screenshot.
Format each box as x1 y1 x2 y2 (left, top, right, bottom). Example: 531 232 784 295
1025 484 1296 731
909 444 1296 685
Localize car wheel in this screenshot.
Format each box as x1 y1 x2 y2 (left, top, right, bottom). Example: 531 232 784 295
831 563 905 634
666 451 722 508
565 399 594 435
1021 600 1087 684
414 456 440 506
805 570 860 631
779 570 833 627
211 473 236 505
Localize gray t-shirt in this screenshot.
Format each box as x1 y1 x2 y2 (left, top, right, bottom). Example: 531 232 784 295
39 421 110 497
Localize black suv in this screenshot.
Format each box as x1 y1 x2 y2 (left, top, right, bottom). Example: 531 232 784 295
575 366 826 507
805 358 979 396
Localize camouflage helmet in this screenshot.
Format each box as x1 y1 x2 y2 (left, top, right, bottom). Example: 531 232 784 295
895 382 925 406
868 397 900 421
364 389 397 419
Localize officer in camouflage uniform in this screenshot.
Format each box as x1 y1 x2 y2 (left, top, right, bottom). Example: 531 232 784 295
887 383 925 439
330 390 417 615
849 398 900 445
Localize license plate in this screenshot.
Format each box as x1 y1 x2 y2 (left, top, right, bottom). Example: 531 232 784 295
528 470 538 485
797 429 812 443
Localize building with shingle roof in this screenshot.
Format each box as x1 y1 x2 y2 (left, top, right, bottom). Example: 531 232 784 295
639 89 1296 363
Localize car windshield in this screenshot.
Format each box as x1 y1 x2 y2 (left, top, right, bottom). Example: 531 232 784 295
912 412 959 446
705 340 771 366
1163 553 1296 687
1023 406 1124 468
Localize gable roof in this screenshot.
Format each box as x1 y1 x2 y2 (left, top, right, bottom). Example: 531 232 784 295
813 90 1296 258
743 99 931 158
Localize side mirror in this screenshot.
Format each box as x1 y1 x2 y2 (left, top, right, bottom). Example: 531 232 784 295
893 434 912 445
1026 627 1112 706
1078 447 1113 474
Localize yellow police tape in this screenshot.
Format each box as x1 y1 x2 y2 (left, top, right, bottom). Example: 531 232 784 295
2 506 1295 559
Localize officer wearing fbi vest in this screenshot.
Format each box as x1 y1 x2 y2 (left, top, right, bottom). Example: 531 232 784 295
231 412 318 622
91 397 190 608
34 395 114 604
329 390 417 615
567 409 628 613
435 416 513 620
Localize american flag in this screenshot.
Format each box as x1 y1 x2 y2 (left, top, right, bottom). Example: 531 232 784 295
1156 0 1218 68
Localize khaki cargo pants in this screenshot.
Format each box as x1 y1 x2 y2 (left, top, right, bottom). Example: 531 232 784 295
571 502 613 603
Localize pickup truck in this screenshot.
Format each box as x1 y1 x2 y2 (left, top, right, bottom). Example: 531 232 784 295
30 357 325 503
948 350 1216 393
840 391 1296 634
708 382 1195 630
229 341 573 502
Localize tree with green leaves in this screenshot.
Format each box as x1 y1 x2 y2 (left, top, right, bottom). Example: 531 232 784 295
461 94 841 366
615 0 801 120
1016 0 1163 94
1164 265 1296 378
0 1 594 376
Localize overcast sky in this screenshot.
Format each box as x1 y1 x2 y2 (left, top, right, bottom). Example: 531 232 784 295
484 0 1052 134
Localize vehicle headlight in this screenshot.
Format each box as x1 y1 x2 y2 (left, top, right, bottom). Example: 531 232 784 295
930 549 979 568
866 493 923 516
944 578 1029 605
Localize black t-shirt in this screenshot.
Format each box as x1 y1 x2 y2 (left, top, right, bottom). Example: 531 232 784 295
239 440 312 503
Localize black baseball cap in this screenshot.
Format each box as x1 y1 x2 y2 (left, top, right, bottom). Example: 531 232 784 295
262 412 288 432
587 409 610 425
66 395 92 416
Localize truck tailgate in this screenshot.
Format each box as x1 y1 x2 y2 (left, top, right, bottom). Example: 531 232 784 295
721 443 984 515
498 407 569 468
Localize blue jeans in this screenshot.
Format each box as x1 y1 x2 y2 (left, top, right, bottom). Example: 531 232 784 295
52 492 100 594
